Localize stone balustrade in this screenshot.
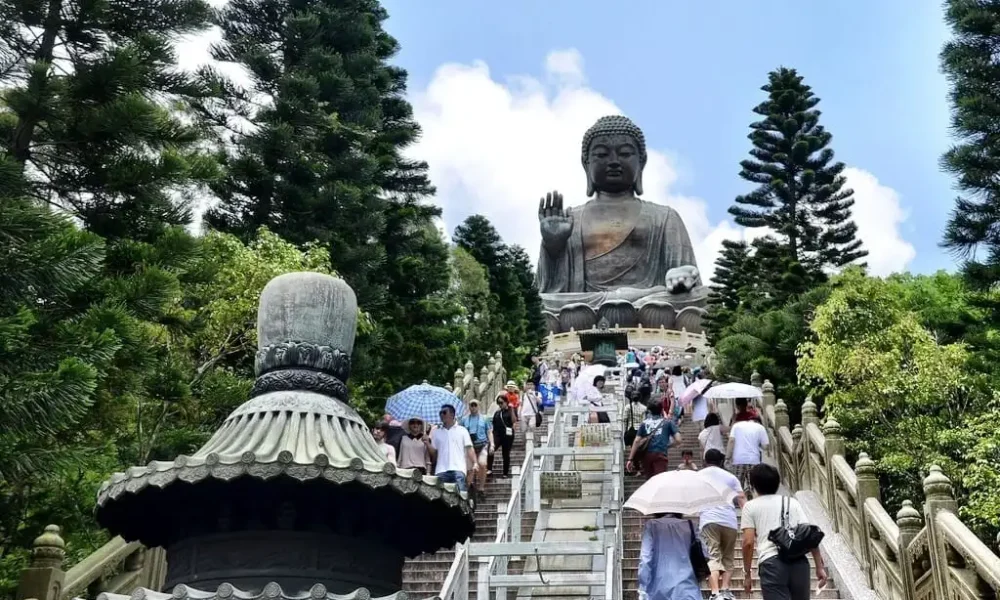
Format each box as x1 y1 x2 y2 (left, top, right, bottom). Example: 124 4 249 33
448 351 506 415
16 526 167 600
753 372 1000 600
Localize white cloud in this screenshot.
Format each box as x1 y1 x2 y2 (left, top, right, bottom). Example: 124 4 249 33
408 50 737 284
842 167 915 276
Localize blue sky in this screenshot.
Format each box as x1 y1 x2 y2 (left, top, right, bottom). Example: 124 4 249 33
381 0 956 278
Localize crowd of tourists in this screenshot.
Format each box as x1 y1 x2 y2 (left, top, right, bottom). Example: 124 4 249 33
372 371 547 502
616 363 827 600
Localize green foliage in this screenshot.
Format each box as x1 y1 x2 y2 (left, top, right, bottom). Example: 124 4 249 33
0 0 217 240
201 0 462 417
798 269 1000 540
729 67 866 283
452 215 546 367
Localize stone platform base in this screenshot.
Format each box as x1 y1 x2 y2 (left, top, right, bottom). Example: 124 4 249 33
545 326 711 362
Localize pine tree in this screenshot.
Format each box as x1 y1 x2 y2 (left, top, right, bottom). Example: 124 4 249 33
941 0 1000 293
204 0 461 405
0 0 217 241
705 240 753 342
453 215 544 366
730 68 866 284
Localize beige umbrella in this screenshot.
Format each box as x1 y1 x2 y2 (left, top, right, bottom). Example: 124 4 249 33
624 469 738 516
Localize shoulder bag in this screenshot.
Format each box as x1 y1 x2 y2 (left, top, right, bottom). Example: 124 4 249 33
688 521 710 580
623 404 637 447
768 496 825 562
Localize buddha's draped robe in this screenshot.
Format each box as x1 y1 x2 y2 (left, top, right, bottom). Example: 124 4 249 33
536 198 708 312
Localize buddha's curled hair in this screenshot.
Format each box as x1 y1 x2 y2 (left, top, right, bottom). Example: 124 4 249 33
581 115 648 167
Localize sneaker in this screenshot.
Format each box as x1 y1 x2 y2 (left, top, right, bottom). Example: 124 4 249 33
722 590 736 600
708 593 722 600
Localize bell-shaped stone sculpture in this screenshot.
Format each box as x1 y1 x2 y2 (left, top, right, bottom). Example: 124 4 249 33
95 273 473 599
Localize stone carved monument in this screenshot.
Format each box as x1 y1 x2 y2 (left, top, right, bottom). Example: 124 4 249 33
94 273 473 600
536 115 708 334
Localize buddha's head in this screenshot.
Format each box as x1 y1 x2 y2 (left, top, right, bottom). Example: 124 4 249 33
581 115 648 197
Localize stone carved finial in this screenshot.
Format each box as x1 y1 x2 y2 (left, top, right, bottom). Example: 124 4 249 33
896 500 923 530
855 452 876 477
775 399 788 414
464 360 474 374
822 418 842 437
792 424 803 441
252 274 357 399
801 399 818 420
30 525 65 567
445 383 453 392
750 371 762 387
923 465 954 498
762 380 774 393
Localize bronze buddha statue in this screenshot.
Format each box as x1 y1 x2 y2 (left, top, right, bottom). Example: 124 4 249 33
536 115 708 333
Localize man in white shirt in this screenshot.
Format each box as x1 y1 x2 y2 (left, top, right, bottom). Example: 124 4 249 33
727 416 769 497
742 464 827 600
424 403 478 493
699 449 746 600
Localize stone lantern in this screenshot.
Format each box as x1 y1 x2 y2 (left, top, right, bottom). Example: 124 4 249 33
94 273 473 599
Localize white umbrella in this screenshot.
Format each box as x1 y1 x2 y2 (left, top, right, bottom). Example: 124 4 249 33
624 470 738 516
571 364 607 403
680 379 713 405
701 382 762 400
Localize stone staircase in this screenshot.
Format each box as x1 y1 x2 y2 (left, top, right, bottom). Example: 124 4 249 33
621 416 840 599
402 427 538 599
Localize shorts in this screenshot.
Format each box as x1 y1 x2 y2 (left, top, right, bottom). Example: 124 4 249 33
733 464 755 493
435 470 467 492
474 445 488 466
701 523 738 572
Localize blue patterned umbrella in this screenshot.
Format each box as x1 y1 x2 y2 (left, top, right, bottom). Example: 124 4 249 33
385 383 465 424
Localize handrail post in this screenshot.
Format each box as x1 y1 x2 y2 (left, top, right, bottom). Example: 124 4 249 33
17 525 66 600
922 465 958 600
822 419 845 532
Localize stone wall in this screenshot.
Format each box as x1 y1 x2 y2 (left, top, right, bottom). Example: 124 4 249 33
753 372 1000 600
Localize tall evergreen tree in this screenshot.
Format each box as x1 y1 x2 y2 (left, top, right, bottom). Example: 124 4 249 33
204 0 460 406
0 0 216 241
453 215 544 366
730 67 866 286
941 0 1000 295
705 239 753 342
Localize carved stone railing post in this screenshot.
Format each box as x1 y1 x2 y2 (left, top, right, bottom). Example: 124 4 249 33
791 423 804 492
855 453 879 582
922 465 958 600
453 368 464 393
822 418 845 530
774 398 789 431
17 525 65 600
761 380 775 418
799 400 818 492
896 500 923 600
750 370 762 388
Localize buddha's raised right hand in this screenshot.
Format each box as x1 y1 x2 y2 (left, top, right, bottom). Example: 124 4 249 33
538 190 573 250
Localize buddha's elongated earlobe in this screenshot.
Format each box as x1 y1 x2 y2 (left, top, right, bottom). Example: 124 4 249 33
634 170 644 196
586 178 595 197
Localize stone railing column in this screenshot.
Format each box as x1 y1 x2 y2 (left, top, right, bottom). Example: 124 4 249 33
453 368 464 393
922 465 958 600
896 500 923 600
774 399 789 431
17 525 66 600
822 418 845 529
790 421 803 492
854 453 879 583
799 400 818 493
761 380 776 419
750 370 762 388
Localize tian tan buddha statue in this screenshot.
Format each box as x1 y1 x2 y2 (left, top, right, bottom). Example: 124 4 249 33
536 115 708 334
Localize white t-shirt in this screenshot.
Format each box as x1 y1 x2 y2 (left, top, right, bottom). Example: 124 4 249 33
730 420 769 465
742 495 808 564
521 392 538 417
431 424 473 475
699 425 725 455
699 466 743 530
